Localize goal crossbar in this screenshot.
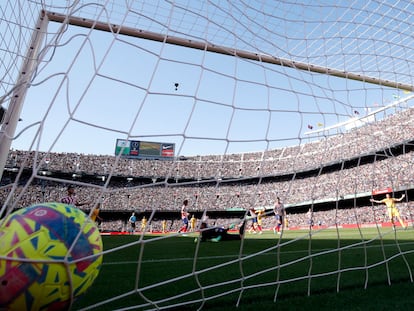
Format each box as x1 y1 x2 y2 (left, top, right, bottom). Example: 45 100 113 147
45 10 414 92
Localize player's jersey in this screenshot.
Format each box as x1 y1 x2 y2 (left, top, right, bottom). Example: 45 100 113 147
257 211 263 225
381 198 396 208
274 204 284 216
249 209 258 223
181 206 189 220
61 195 77 206
90 208 100 221
201 227 226 241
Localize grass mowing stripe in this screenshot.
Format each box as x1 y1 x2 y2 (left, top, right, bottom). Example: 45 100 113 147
101 241 414 265
72 228 414 310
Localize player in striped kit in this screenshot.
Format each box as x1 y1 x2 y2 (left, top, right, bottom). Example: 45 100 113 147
61 185 90 208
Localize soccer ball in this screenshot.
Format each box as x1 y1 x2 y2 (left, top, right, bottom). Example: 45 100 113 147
0 202 103 311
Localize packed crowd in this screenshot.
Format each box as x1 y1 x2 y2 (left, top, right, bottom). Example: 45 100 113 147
2 149 412 212
6 106 414 179
1 107 413 231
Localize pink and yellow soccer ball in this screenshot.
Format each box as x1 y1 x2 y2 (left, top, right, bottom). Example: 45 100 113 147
0 202 103 311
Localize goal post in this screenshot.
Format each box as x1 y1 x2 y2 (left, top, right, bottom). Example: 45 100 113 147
0 10 48 181
3 6 413 178
45 10 414 92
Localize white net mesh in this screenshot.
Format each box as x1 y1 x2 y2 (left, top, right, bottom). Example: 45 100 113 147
1 1 414 310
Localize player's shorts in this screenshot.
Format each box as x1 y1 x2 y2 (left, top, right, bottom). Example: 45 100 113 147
388 207 400 218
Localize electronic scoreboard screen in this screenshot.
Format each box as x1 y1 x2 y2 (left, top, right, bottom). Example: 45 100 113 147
115 139 175 159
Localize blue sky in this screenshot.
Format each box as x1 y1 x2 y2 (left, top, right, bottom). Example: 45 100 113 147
2 1 414 157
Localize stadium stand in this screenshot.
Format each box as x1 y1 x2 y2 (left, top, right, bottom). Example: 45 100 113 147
1 107 413 232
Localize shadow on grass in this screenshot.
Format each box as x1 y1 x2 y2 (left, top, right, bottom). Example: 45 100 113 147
72 229 414 310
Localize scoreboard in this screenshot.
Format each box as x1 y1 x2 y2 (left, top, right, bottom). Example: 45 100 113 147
115 139 175 159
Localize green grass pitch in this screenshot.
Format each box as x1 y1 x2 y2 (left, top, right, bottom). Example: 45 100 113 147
73 228 414 310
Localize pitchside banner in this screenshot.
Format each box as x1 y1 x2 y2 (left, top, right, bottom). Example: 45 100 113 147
115 139 175 159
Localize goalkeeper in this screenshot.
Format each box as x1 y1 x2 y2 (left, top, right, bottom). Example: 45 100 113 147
197 220 245 242
370 193 407 230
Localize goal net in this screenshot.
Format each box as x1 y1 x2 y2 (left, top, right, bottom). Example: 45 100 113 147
1 1 414 310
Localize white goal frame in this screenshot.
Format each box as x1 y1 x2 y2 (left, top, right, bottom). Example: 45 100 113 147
2 9 413 181
1 2 414 310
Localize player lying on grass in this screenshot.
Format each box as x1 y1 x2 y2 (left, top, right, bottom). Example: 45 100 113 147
196 220 246 242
